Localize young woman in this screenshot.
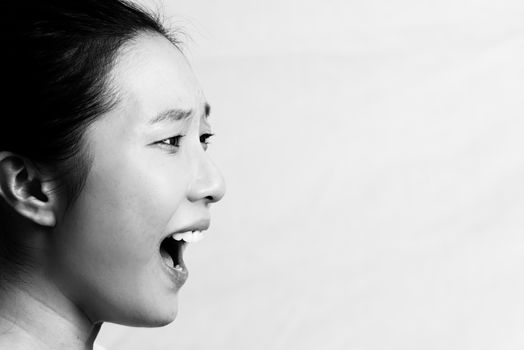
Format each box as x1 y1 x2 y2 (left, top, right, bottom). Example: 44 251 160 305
0 0 225 349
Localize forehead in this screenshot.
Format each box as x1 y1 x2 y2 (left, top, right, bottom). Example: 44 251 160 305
110 33 205 123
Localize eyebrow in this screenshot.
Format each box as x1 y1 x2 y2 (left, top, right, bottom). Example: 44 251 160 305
149 103 211 125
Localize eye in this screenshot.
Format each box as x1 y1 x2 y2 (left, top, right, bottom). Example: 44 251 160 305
158 135 185 149
200 133 214 151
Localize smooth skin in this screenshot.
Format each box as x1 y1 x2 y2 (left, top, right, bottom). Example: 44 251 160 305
0 33 225 349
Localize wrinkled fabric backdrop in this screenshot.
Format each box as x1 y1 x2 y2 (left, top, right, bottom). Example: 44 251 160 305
98 0 524 349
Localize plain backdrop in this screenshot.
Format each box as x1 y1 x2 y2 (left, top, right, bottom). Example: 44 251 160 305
98 0 524 349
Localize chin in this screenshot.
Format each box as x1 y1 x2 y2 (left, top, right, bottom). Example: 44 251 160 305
140 307 179 328
110 300 179 328
152 308 179 327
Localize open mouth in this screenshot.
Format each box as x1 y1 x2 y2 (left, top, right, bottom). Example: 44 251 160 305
159 230 206 272
160 236 186 272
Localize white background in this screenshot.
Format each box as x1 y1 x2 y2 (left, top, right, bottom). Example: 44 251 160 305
98 0 524 349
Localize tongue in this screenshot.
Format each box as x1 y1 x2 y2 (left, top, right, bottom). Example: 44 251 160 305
160 247 175 268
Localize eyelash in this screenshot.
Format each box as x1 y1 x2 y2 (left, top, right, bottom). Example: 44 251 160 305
200 133 214 150
158 135 185 148
157 133 214 152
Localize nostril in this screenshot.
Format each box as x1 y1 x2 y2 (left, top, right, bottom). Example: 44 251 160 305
207 180 226 203
203 194 218 204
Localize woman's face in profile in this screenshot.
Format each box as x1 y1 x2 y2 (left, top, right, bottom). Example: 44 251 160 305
48 34 225 326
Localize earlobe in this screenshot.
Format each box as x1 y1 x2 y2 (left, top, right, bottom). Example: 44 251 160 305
0 152 57 228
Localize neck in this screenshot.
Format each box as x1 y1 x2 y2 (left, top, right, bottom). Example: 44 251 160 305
0 275 101 350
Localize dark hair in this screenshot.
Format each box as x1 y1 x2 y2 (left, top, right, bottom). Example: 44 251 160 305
0 0 179 278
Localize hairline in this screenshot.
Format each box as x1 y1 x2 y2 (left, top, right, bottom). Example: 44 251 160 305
62 30 182 209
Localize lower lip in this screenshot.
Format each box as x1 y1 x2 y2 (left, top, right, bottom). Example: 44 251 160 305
160 250 188 289
162 260 188 289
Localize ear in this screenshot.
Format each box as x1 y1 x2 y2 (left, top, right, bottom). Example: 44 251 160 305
0 152 58 227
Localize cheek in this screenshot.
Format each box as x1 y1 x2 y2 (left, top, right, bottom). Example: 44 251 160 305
75 147 189 261
51 146 190 320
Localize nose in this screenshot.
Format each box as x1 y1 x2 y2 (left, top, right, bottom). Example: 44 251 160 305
187 152 226 204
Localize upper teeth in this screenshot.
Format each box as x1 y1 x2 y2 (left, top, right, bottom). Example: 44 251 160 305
171 230 205 243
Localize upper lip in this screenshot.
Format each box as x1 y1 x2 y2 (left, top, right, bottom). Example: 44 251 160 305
166 218 211 239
